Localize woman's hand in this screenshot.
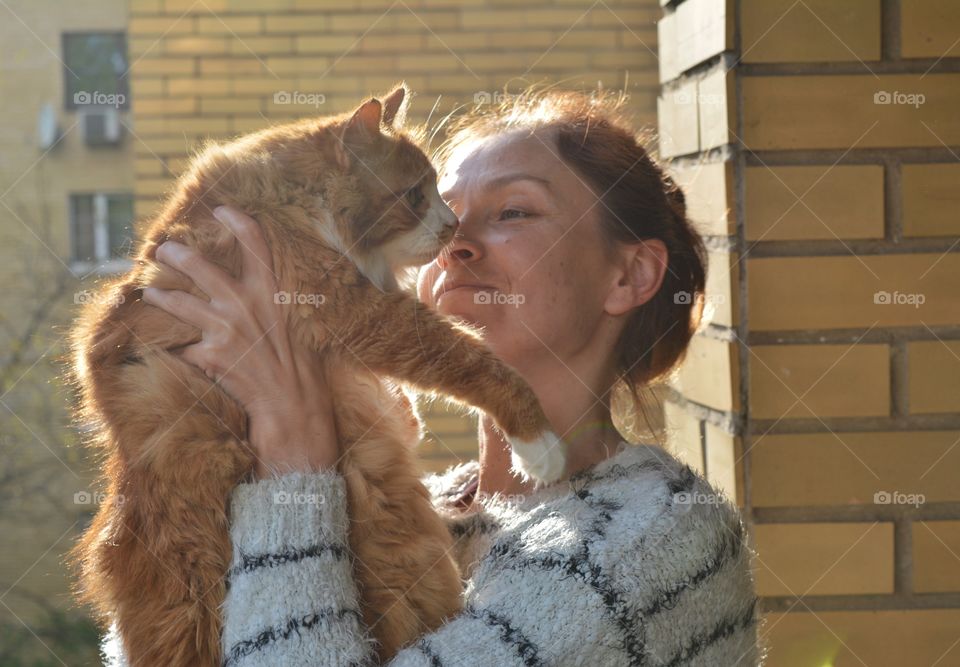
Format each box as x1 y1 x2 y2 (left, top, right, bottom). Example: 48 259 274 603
141 205 339 479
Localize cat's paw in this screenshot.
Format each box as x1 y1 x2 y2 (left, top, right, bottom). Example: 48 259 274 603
508 431 567 485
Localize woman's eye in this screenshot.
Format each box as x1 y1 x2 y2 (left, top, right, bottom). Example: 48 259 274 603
499 208 528 220
406 187 424 208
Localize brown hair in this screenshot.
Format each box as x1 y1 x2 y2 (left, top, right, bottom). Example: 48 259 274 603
433 87 707 406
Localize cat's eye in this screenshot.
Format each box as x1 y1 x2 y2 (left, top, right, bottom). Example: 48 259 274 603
405 186 425 209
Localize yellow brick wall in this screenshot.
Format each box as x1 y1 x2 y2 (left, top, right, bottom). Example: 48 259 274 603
127 0 663 472
659 0 960 663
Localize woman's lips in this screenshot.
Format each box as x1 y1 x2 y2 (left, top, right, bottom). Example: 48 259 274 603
436 284 491 301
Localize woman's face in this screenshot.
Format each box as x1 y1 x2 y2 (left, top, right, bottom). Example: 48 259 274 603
416 129 634 375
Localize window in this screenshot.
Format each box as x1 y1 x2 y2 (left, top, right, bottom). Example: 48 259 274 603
69 193 135 271
63 33 129 110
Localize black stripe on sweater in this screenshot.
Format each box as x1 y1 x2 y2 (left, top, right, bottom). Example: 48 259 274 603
227 543 347 579
221 607 362 667
413 636 444 667
464 604 546 667
661 598 758 667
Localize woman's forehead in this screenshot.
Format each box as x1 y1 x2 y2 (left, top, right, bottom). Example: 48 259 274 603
439 131 566 198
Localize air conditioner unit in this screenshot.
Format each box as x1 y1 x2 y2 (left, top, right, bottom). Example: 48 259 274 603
81 107 123 147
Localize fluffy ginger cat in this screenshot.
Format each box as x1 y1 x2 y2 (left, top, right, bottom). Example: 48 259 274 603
68 83 566 666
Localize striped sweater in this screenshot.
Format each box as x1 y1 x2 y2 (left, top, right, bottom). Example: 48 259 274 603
100 443 763 666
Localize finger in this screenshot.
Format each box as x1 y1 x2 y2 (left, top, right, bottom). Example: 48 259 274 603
178 342 218 379
213 206 277 286
155 240 236 302
142 286 215 329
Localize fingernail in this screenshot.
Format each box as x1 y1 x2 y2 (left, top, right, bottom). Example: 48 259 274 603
213 206 229 222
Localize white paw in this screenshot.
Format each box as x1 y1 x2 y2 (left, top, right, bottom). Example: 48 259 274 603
508 431 567 485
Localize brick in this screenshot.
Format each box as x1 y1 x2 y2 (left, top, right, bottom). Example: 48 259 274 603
166 78 231 96
657 80 699 158
229 36 294 56
129 16 195 35
742 74 960 150
164 36 229 56
747 255 960 330
908 340 960 414
131 58 195 76
663 400 704 474
657 11 678 82
902 163 960 237
265 15 329 33
745 165 884 240
741 0 880 63
762 610 960 665
667 160 734 237
196 15 261 35
672 0 732 75
396 54 463 72
130 79 164 97
697 68 732 150
265 57 333 76
703 250 736 327
359 34 423 53
752 522 894 596
199 57 266 75
135 158 166 177
913 521 960 592
134 97 197 115
902 0 960 59
200 97 262 115
749 344 889 419
670 335 739 412
295 35 360 54
704 423 740 505
750 431 960 507
231 78 299 95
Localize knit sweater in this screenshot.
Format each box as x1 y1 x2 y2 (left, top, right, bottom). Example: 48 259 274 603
100 443 763 666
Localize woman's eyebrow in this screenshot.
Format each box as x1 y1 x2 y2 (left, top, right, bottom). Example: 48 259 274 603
484 172 553 193
441 172 553 202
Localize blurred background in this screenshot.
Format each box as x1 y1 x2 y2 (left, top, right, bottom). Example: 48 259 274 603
1 0 958 664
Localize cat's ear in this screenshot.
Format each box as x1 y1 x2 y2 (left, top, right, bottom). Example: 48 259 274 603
346 98 383 139
336 97 383 169
381 83 409 128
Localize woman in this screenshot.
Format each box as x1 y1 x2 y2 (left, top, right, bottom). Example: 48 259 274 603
104 90 761 665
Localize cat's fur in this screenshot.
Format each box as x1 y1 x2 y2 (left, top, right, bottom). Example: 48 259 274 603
67 84 567 666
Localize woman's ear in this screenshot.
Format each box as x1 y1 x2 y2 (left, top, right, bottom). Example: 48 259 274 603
604 239 669 317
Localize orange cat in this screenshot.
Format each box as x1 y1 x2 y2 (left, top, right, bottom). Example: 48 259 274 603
67 84 566 666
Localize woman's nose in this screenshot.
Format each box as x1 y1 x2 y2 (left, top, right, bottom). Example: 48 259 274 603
437 226 481 268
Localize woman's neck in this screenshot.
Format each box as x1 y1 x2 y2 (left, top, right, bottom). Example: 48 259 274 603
474 387 624 500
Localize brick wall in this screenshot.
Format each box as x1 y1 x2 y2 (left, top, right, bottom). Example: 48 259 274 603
658 0 960 663
126 0 662 471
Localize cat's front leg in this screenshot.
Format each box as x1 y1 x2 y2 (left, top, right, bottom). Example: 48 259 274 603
331 289 568 484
